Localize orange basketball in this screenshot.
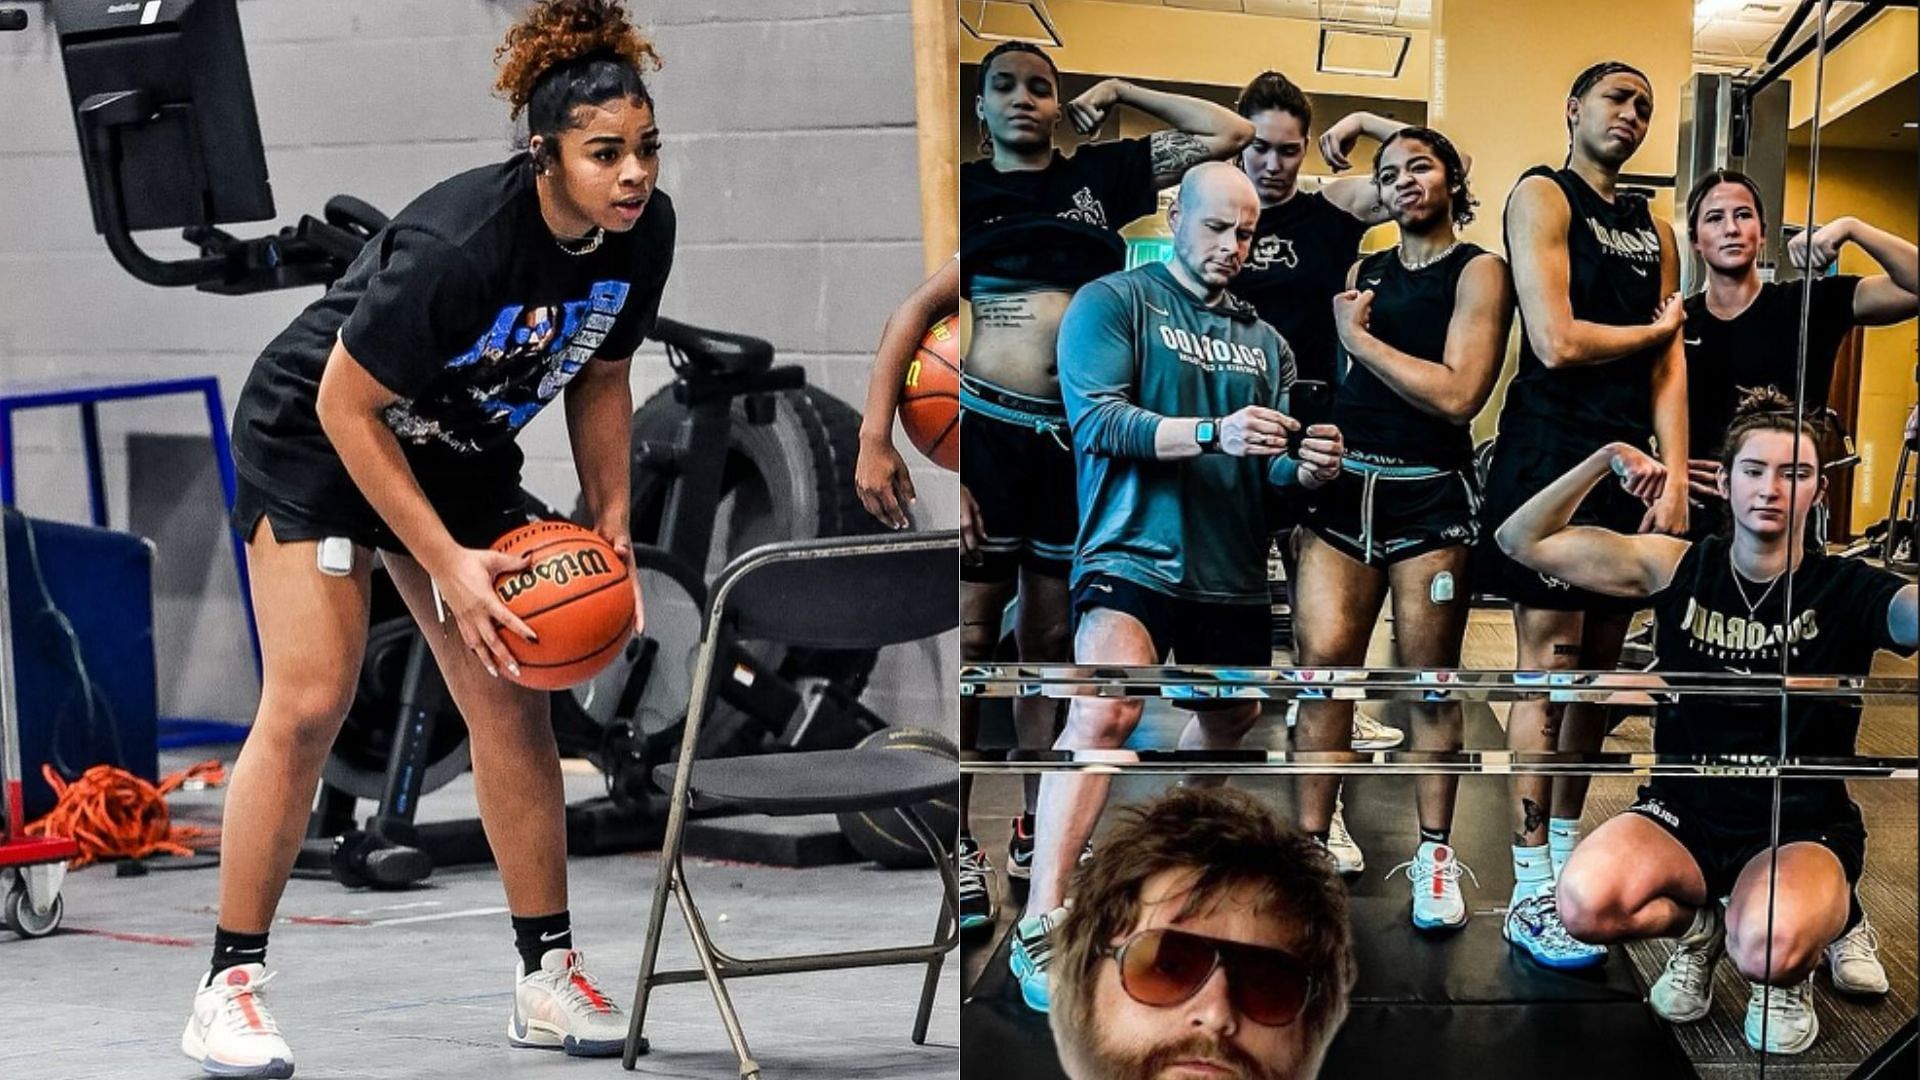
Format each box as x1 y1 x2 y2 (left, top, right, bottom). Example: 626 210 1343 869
901 314 960 471
489 521 635 690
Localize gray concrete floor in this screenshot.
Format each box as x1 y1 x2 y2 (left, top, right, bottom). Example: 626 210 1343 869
1 749 959 1080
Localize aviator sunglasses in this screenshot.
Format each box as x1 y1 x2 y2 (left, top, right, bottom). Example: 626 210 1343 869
1108 927 1318 1027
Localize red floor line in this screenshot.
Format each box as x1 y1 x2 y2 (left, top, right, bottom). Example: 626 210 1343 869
285 915 371 926
65 927 198 947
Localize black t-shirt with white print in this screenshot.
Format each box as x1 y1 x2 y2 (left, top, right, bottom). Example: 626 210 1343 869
959 138 1158 294
232 155 674 510
1234 189 1372 385
1645 534 1914 830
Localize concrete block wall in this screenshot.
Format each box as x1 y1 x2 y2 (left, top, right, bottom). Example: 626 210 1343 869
0 0 956 731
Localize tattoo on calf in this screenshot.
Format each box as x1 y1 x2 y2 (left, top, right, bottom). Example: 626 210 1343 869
1516 798 1547 844
1149 130 1210 178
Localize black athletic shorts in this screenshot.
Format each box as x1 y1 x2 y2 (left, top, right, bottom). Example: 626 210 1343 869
232 472 538 560
1071 573 1269 710
1304 461 1480 566
1626 788 1866 901
1474 434 1651 614
960 375 1077 583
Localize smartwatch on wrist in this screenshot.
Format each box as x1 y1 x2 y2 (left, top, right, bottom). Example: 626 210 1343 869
1195 419 1221 453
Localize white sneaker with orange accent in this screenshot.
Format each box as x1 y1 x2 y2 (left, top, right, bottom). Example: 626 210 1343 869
181 964 295 1079
1391 841 1477 931
510 948 627 1057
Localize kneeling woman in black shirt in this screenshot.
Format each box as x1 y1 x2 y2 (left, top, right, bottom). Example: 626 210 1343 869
1496 389 1916 1056
181 3 671 1075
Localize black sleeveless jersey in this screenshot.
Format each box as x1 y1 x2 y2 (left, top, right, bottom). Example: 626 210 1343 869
1333 242 1487 469
1498 166 1664 447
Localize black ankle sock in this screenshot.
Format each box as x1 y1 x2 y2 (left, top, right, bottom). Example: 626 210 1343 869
1307 829 1330 845
1845 891 1864 935
210 926 270 978
512 911 572 973
1419 827 1451 846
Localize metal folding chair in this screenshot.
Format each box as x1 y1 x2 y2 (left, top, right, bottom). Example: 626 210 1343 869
623 532 960 1078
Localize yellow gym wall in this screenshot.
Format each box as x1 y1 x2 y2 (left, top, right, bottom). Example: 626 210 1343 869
958 0 1431 103
1786 146 1920 531
1776 8 1917 132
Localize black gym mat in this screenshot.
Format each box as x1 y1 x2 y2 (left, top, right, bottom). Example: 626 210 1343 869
1323 1002 1697 1077
1344 896 1642 1003
962 929 1695 1079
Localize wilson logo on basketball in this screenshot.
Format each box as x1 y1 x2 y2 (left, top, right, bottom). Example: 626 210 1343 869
496 548 616 604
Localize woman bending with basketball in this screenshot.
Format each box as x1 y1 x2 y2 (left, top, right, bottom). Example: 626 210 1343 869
183 3 666 1075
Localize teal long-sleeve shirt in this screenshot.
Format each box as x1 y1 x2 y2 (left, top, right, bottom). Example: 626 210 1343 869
1059 261 1300 605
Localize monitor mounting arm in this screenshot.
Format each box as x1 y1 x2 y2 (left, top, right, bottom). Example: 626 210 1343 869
77 88 386 295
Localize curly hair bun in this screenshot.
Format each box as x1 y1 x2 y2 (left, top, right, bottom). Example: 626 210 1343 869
1732 385 1797 420
495 0 662 120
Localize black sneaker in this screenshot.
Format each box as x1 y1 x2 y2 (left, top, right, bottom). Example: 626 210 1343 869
958 835 994 933
1005 814 1036 880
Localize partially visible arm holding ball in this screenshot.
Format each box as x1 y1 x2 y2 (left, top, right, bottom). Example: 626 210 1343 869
858 255 961 529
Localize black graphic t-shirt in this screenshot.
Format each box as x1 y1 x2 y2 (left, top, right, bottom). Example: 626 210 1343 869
1333 242 1486 469
1498 166 1664 449
960 138 1158 295
1646 534 1914 830
232 156 674 509
1683 276 1860 457
1234 190 1372 384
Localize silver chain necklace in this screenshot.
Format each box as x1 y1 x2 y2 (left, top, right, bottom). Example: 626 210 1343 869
1730 564 1784 616
552 226 605 257
1397 240 1460 272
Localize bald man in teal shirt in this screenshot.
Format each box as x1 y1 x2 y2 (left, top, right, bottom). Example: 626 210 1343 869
1008 163 1346 1014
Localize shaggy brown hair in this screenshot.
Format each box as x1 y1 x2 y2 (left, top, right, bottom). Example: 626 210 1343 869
1052 787 1355 1049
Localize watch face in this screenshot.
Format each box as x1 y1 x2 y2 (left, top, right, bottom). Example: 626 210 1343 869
1198 421 1217 445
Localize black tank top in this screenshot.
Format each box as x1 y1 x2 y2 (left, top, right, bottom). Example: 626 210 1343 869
1333 242 1486 470
1498 166 1663 447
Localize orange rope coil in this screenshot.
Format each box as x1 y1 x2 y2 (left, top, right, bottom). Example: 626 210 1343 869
24 760 226 868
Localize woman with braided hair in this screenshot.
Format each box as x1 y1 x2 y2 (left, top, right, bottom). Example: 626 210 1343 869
183 2 670 1073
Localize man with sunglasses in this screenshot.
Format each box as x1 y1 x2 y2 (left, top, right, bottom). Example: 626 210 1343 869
1050 787 1356 1080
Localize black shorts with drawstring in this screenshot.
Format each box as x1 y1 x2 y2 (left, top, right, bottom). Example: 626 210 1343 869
960 374 1078 584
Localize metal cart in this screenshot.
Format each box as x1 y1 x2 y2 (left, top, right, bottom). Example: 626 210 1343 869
0 511 76 938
